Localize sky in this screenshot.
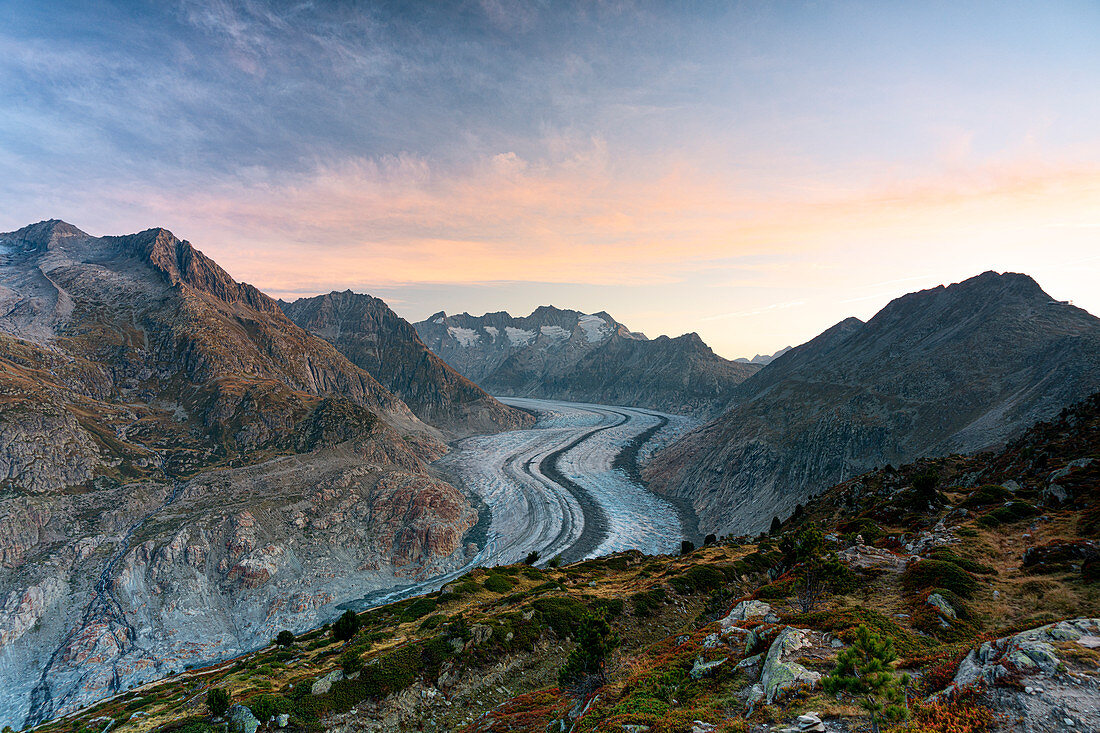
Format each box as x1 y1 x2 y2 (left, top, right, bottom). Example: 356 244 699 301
1 1 1098 359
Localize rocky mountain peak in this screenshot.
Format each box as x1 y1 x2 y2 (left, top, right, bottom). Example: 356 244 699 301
105 227 282 316
3 219 89 251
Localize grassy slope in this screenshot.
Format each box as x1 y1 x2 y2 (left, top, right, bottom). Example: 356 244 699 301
36 395 1099 733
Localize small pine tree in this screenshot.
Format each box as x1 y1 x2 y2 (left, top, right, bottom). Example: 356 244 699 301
770 515 782 534
274 630 295 647
779 521 825 569
680 540 695 554
557 613 619 690
340 649 363 675
332 609 359 641
823 625 910 733
548 556 562 568
704 533 717 546
206 687 231 718
524 550 540 565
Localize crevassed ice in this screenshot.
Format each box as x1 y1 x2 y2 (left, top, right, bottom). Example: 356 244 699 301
577 314 609 343
505 326 535 346
447 326 480 346
540 325 571 340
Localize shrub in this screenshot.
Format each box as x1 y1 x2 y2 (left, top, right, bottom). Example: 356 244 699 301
396 596 439 622
681 540 695 554
823 625 910 733
669 565 725 594
961 484 1012 508
332 610 359 641
274 630 295 647
779 522 825 569
248 694 290 723
557 614 619 689
340 649 363 675
483 574 513 593
589 597 624 619
925 548 996 575
530 596 589 637
892 691 993 732
524 551 540 565
205 688 230 718
911 470 940 508
548 556 562 568
902 560 979 599
631 587 666 617
977 501 1037 527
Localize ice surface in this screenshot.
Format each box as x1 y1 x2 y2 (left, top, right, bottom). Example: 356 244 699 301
447 326 481 346
505 326 535 346
483 325 499 340
435 397 691 565
577 314 609 343
539 325 571 340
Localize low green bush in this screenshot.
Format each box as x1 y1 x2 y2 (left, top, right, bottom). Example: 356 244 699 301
902 560 979 598
631 587 666 617
669 565 725 594
530 596 589 637
961 484 1012 508
483 574 514 593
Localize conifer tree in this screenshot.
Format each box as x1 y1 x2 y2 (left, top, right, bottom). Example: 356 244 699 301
823 625 909 733
558 613 619 690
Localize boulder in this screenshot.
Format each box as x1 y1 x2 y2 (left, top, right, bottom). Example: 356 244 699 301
719 600 773 627
275 713 289 728
690 655 727 679
311 669 344 695
839 544 909 571
761 627 821 703
926 592 957 620
228 705 259 733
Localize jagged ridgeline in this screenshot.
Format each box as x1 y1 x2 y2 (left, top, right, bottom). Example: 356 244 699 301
28 390 1100 733
414 307 761 418
0 221 504 726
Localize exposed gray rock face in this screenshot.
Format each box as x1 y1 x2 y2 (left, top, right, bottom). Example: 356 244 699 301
414 306 759 417
941 618 1100 733
761 627 821 703
0 221 479 728
280 291 533 436
646 271 1100 535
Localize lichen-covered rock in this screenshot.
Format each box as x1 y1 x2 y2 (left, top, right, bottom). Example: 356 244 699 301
311 669 344 695
719 600 773 627
926 592 957 620
690 655 727 679
228 704 259 733
941 618 1100 733
761 627 821 703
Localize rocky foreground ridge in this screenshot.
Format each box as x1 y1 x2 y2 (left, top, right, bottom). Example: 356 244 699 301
0 222 484 726
414 306 759 417
646 271 1100 536
33 390 1100 733
280 291 531 437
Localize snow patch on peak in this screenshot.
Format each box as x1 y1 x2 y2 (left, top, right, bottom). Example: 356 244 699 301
483 325 499 340
577 314 610 343
448 326 480 346
540 325 571 340
506 326 535 346
433 316 445 324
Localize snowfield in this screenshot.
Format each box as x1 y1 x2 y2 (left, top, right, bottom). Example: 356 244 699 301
434 397 696 565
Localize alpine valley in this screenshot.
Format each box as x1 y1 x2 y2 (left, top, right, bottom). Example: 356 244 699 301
2 221 1099 733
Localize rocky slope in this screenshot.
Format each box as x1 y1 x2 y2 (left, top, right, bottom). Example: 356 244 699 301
279 291 532 436
37 389 1100 733
0 222 480 727
645 271 1100 537
414 306 759 416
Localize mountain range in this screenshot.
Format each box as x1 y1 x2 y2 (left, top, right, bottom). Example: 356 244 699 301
279 291 531 436
414 307 760 416
645 271 1100 536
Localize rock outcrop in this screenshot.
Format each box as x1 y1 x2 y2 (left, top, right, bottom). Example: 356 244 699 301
280 290 532 436
415 306 759 417
646 271 1100 535
941 618 1100 732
